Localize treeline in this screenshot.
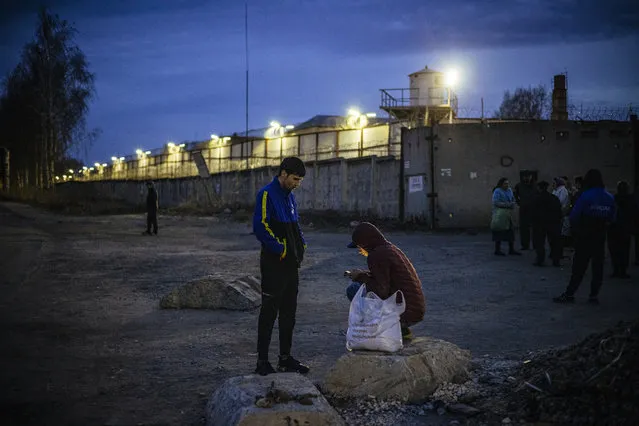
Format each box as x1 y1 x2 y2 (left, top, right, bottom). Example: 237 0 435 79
0 8 97 190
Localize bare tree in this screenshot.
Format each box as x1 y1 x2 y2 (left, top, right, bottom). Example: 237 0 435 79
0 8 96 189
494 85 549 120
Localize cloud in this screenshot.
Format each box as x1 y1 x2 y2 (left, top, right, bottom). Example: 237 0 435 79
245 0 639 54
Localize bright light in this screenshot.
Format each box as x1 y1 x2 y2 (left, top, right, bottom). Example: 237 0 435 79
445 69 459 87
94 162 101 167
62 175 66 179
136 149 143 155
346 108 369 128
119 157 125 161
222 137 231 142
366 113 377 118
210 134 219 140
178 143 185 148
82 166 88 170
89 167 95 171
68 169 74 173
145 151 151 155
55 176 60 180
167 142 175 148
285 124 294 130
102 163 107 167
269 121 281 128
111 156 117 161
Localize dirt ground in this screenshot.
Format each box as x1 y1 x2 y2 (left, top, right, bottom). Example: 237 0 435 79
1 201 638 426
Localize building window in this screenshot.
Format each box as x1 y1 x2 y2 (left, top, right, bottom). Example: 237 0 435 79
609 129 628 138
580 129 598 139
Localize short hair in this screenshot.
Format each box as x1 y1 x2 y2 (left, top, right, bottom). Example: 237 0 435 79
583 169 604 189
617 180 630 195
279 157 306 177
537 181 550 191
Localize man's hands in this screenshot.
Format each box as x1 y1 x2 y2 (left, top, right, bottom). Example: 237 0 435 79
345 268 369 282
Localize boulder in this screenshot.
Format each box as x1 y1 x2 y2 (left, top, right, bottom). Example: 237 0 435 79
323 337 471 403
160 274 261 310
206 373 345 426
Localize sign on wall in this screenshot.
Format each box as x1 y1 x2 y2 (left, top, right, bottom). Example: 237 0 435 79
408 175 423 193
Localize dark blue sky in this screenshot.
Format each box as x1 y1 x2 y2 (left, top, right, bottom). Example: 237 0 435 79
1 0 638 164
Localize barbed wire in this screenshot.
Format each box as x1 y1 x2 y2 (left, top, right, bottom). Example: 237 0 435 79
454 104 635 122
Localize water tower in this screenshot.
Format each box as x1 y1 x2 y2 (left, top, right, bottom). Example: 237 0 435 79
380 65 458 126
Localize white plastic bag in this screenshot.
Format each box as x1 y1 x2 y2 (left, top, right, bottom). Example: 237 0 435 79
346 284 406 353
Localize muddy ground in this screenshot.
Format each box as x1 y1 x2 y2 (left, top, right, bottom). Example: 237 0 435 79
1 202 638 426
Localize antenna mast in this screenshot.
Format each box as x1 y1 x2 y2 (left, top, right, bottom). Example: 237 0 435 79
245 1 249 141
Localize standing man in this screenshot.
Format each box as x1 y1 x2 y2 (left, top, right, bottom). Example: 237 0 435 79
633 187 639 266
608 181 636 278
143 181 158 235
531 181 563 267
252 157 309 376
514 171 536 250
553 169 615 304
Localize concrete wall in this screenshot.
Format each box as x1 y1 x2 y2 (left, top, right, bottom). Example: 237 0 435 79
72 124 401 182
56 120 634 228
56 156 401 218
424 120 635 228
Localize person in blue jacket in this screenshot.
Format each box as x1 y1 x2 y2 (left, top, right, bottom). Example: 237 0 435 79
554 169 616 304
252 157 309 376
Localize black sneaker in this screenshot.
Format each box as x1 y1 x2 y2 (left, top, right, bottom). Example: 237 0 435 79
255 360 276 376
277 355 310 374
553 293 575 304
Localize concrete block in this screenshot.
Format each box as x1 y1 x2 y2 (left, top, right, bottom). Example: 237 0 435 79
323 337 471 403
206 373 345 426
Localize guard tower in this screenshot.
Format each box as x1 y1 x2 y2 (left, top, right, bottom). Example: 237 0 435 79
380 66 458 127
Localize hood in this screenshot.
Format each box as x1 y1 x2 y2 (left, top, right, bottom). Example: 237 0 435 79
351 222 387 250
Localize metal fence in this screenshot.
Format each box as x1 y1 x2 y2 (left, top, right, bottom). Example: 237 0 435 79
72 124 401 182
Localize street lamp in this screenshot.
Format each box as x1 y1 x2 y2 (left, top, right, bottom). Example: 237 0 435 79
444 69 459 87
347 108 370 129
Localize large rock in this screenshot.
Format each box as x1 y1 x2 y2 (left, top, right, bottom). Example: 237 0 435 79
206 373 345 426
323 337 471 403
160 274 261 310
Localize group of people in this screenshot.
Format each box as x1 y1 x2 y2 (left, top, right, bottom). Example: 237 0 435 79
142 154 635 376
251 157 426 376
491 169 639 304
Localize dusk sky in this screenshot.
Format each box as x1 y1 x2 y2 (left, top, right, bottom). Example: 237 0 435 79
1 0 638 164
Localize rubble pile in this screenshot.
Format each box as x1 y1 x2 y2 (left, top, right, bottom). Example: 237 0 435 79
505 319 639 425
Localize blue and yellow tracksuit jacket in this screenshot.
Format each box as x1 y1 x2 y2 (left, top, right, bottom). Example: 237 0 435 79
253 177 306 266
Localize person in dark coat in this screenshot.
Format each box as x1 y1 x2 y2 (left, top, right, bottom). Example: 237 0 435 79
345 222 426 342
633 189 639 266
608 181 637 278
143 181 158 235
514 171 536 250
554 169 615 304
531 181 563 267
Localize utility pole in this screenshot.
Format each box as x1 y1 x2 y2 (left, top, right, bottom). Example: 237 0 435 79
244 1 250 170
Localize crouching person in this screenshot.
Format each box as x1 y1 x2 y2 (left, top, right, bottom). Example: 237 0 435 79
345 222 425 342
